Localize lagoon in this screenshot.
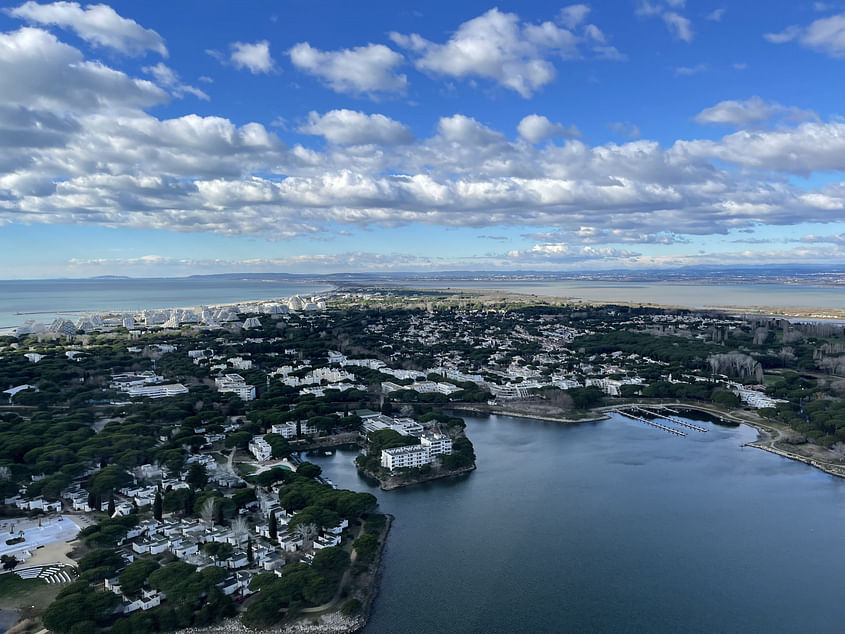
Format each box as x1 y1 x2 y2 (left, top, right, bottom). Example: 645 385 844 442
308 412 845 633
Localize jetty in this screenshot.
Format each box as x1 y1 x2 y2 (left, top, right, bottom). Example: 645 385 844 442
611 409 686 436
631 406 708 432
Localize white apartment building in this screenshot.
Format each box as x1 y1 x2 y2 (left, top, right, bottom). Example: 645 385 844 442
228 357 253 370
215 374 256 401
489 383 532 399
382 381 460 395
281 367 354 388
585 376 645 396
391 418 425 436
327 351 346 364
249 436 272 462
420 432 452 456
342 358 385 370
381 445 432 471
270 421 320 438
127 383 189 398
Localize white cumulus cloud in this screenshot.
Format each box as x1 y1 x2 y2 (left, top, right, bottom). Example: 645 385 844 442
288 42 406 96
230 40 275 74
8 1 167 56
390 8 579 98
517 114 580 143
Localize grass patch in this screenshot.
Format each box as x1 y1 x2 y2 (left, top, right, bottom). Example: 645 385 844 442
0 575 46 599
235 462 257 475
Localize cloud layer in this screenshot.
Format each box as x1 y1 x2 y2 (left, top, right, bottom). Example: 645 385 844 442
2 7 845 272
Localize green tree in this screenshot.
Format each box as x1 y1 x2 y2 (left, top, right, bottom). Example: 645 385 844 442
297 462 322 479
186 462 208 490
119 559 160 595
269 511 278 541
89 465 132 496
153 490 163 521
341 598 362 616
353 533 379 563
1 554 18 570
310 546 350 583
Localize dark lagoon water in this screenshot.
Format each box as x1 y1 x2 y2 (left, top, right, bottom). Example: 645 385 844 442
0 278 332 329
403 279 845 311
307 413 845 634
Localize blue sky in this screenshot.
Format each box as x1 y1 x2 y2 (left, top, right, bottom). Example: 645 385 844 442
2 1 845 278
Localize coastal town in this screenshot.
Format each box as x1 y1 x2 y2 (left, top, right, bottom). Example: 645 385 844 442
1 287 845 632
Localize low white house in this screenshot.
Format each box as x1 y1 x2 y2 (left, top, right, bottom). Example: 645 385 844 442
123 589 162 613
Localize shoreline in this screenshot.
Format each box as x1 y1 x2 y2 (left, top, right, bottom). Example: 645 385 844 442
449 403 608 424
385 285 845 323
354 513 393 633
356 463 476 491
0 284 338 330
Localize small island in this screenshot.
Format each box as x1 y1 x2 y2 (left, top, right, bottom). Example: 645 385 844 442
354 411 476 490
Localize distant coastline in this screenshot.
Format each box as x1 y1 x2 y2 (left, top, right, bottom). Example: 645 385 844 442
3 271 845 331
0 277 335 330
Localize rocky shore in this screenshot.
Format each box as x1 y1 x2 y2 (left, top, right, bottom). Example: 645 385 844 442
173 612 363 634
358 463 475 491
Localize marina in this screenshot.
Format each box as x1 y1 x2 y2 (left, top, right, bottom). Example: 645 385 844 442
611 408 687 436
630 406 708 432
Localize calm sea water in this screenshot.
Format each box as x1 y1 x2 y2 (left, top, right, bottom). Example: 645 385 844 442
0 278 332 329
308 413 845 633
404 279 845 311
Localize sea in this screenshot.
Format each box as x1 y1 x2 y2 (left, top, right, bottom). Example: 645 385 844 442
0 277 333 330
401 279 845 312
307 412 845 634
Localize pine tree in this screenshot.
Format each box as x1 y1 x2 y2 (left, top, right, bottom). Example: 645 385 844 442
269 511 277 541
107 492 115 516
214 500 224 525
247 537 253 564
153 490 163 521
87 490 98 512
184 488 195 516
